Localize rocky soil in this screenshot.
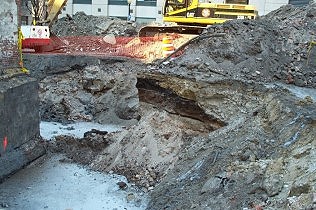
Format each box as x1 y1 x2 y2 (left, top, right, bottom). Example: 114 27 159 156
155 4 316 88
23 3 316 210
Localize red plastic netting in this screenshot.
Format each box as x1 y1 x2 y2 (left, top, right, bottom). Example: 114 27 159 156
23 34 191 61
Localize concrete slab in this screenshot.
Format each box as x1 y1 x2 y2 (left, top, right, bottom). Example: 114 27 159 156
0 76 39 152
0 75 43 181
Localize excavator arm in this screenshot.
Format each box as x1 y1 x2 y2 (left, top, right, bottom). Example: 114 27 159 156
46 0 68 26
139 0 258 37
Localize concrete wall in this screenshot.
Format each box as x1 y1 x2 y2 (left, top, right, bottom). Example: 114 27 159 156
247 0 289 16
92 4 108 16
92 0 108 16
62 0 74 16
108 5 129 17
0 0 20 69
135 6 158 18
107 4 159 22
73 4 93 15
56 0 315 21
0 1 44 182
60 0 293 22
0 76 43 181
61 0 108 17
0 77 40 154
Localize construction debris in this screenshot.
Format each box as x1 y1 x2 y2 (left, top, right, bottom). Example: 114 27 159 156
52 12 140 37
159 4 316 88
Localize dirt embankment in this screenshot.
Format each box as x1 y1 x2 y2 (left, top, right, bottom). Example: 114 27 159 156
144 77 316 210
24 3 316 210
52 12 141 37
156 4 316 88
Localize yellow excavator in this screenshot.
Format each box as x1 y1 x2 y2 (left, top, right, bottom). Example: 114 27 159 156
20 0 68 51
139 0 258 36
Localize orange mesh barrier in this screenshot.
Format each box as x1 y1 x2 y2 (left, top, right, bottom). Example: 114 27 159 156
24 34 190 61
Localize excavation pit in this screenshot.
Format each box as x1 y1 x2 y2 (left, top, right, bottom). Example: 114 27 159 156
136 75 227 133
2 57 315 210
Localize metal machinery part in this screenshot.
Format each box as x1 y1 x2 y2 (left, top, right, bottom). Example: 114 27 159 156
139 0 258 37
21 0 68 51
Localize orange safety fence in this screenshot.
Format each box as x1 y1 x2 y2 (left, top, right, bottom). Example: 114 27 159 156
23 34 189 60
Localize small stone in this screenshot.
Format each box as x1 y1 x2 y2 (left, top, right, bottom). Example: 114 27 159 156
103 34 116 45
117 181 127 190
148 177 154 183
263 175 284 196
242 68 250 73
126 193 135 202
294 76 307 86
201 177 221 194
190 203 198 209
289 183 311 197
287 74 294 84
0 203 9 208
186 62 200 70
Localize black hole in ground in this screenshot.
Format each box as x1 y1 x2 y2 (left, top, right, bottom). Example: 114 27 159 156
136 77 227 132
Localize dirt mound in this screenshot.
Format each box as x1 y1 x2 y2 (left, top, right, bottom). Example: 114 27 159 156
52 12 141 37
158 3 316 88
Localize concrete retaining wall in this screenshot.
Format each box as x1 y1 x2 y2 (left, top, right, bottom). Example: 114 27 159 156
0 1 45 181
0 76 44 181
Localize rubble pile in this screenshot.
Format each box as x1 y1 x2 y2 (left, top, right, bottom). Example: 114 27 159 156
52 12 140 37
159 3 316 88
39 63 141 125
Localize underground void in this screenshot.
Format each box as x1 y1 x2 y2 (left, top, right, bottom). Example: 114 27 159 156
136 77 227 132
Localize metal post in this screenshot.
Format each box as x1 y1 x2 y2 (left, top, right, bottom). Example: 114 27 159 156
127 0 132 21
128 3 131 21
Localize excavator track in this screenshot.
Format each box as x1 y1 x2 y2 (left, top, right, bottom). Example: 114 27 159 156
138 25 206 37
